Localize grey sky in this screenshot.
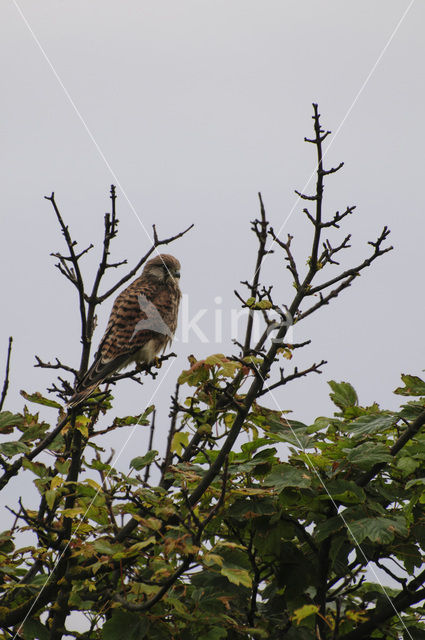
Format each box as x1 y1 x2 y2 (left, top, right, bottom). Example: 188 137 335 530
1 0 424 486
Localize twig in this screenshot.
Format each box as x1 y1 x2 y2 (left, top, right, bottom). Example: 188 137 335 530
144 409 156 484
160 383 180 485
243 193 270 355
268 231 301 289
34 356 78 376
45 193 88 363
0 337 13 411
257 360 327 397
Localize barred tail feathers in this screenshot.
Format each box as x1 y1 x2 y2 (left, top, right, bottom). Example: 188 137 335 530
67 384 99 409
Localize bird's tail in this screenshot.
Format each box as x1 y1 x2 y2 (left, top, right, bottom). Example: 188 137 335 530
67 384 100 409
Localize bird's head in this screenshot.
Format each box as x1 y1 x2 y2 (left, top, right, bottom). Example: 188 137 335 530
143 254 181 283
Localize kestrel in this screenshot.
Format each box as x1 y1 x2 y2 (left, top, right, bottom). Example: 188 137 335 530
68 254 181 407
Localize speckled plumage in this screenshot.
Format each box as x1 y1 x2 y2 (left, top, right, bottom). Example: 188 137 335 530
68 254 181 407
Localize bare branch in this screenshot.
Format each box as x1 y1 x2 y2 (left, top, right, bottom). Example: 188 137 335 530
144 409 156 484
320 161 344 176
257 359 327 397
268 230 301 288
295 190 318 201
320 205 355 229
34 356 78 376
307 227 392 297
243 193 270 355
297 274 357 322
45 193 88 358
160 383 180 485
0 337 13 411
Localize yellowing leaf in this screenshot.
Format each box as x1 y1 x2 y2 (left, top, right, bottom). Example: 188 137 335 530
221 565 252 588
50 476 62 490
62 507 85 518
75 415 90 438
205 353 227 366
85 478 102 491
292 604 319 625
171 432 189 456
203 553 224 568
128 537 156 553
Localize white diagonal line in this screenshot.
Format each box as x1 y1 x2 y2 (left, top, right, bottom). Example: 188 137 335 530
14 358 176 638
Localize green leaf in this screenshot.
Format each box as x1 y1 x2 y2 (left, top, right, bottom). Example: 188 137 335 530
103 610 149 640
22 458 48 478
328 380 358 411
113 407 154 427
266 417 312 448
394 374 425 397
347 516 408 545
178 360 210 386
264 464 312 492
308 416 333 433
19 423 49 443
0 411 23 433
45 490 57 510
345 442 391 469
130 450 158 470
0 440 30 457
20 390 62 409
349 413 395 438
22 619 50 640
94 538 124 556
0 531 14 554
227 497 276 519
406 477 425 491
397 457 421 476
314 516 345 542
320 480 366 505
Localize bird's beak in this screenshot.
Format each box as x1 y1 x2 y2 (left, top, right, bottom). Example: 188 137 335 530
174 271 181 279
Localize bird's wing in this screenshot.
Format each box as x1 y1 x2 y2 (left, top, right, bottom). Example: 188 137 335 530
98 280 172 363
68 280 173 407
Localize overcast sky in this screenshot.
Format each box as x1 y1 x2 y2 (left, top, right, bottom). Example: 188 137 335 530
1 1 424 507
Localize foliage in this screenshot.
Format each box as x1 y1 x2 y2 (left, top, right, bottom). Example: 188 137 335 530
1 105 424 640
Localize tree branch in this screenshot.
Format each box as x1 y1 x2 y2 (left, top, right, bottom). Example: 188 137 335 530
0 337 13 411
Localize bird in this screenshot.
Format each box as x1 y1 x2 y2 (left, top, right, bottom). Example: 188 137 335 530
68 253 181 408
